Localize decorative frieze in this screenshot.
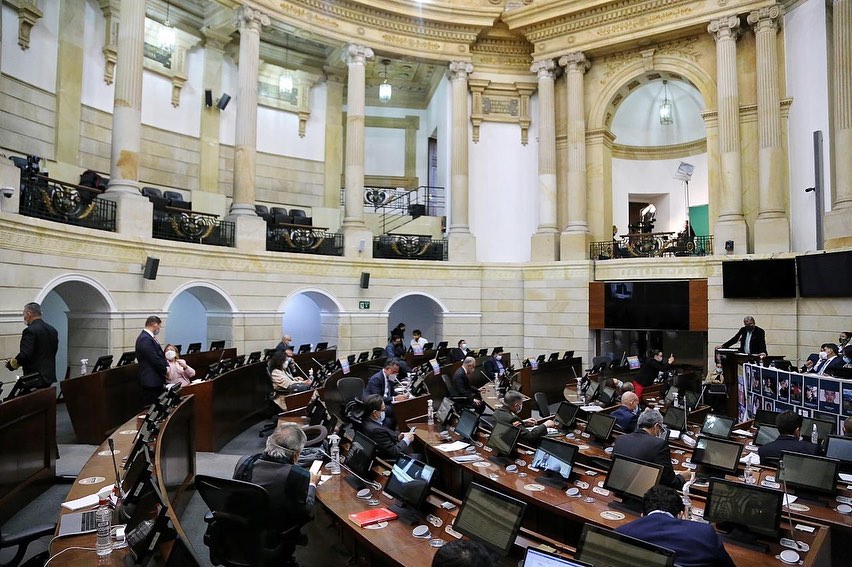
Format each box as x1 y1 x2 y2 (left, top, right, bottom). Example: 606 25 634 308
469 80 536 145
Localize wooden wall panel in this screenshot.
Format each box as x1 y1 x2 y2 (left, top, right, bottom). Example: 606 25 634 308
689 279 708 331
589 282 604 329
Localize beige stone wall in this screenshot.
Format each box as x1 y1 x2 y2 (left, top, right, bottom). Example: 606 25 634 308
0 74 56 160
218 144 324 207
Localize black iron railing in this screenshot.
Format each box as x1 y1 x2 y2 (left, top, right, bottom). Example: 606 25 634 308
152 208 235 247
19 174 117 232
339 185 446 234
267 225 343 256
373 234 448 261
591 234 713 260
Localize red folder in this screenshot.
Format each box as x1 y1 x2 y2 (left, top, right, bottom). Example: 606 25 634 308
348 507 398 527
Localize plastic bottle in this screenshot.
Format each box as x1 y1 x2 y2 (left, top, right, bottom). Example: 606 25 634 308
95 496 113 556
309 368 314 381
427 399 434 426
744 462 755 485
810 424 819 444
80 359 88 375
329 434 341 475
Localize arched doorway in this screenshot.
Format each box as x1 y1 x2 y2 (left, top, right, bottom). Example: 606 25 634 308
386 292 447 347
280 290 342 352
164 283 237 352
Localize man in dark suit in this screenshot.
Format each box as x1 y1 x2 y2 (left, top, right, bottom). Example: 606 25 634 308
361 394 415 460
364 359 406 429
483 349 507 378
6 302 59 383
136 315 168 406
811 343 844 375
612 409 684 489
616 485 735 567
610 392 640 433
452 357 484 413
450 339 469 362
720 316 767 355
493 390 556 446
758 410 819 463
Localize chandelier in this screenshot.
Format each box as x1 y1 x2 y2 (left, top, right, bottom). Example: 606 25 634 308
379 59 392 103
158 0 175 52
659 80 673 126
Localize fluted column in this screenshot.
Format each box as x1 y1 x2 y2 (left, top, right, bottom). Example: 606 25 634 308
709 16 748 253
749 5 790 252
323 74 345 209
559 52 590 260
530 59 559 261
341 45 375 257
447 61 477 261
230 6 268 217
825 0 852 247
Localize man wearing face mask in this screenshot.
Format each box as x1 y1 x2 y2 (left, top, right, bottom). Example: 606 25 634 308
361 394 416 460
843 345 852 368
5 302 58 383
610 392 640 433
612 408 685 489
811 343 843 375
493 390 557 446
136 315 168 406
720 315 767 356
364 359 407 429
450 339 469 362
483 348 507 378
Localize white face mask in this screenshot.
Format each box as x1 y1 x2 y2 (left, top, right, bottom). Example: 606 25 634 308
388 373 398 381
165 350 176 361
461 344 467 349
819 351 828 360
378 411 386 423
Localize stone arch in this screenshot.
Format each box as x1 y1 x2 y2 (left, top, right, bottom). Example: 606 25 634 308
163 281 238 352
279 288 344 352
384 291 447 347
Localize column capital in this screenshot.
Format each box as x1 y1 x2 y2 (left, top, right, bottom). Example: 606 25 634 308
531 59 557 80
342 44 374 66
747 5 783 32
234 5 269 32
558 52 590 74
448 61 473 81
708 15 742 41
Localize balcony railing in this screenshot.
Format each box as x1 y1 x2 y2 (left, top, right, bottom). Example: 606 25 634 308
19 174 116 232
152 208 235 247
373 234 448 261
591 234 713 260
267 224 343 256
339 185 446 234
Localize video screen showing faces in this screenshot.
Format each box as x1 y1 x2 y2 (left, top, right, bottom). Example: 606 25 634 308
383 455 436 509
455 408 480 441
576 524 675 567
778 451 840 495
555 402 579 428
486 421 522 457
530 438 578 480
705 478 782 539
454 482 527 556
700 414 734 439
603 455 663 501
585 412 616 443
691 436 743 475
754 424 780 446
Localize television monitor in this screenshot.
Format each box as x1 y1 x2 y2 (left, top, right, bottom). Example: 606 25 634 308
584 380 599 402
800 416 835 446
603 281 690 331
691 436 743 478
664 387 698 409
584 412 616 445
455 408 480 442
247 351 261 364
796 250 852 297
485 421 522 466
754 424 780 446
453 482 527 556
627 356 641 370
186 342 202 354
435 398 454 425
437 341 448 350
554 402 579 429
700 414 735 439
233 354 246 367
722 259 797 299
117 351 137 366
4 372 50 401
92 355 113 373
604 455 664 514
209 340 225 350
755 408 781 427
315 342 328 352
778 451 840 498
704 477 783 550
523 547 592 567
530 437 578 488
826 435 852 468
357 351 369 363
382 454 436 524
598 386 617 406
663 406 687 435
344 431 377 489
576 524 675 567
563 350 575 360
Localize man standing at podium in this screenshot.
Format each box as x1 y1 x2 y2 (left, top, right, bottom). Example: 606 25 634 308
136 315 168 406
720 316 766 356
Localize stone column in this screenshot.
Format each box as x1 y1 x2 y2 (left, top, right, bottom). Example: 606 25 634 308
749 5 790 253
559 52 590 260
825 0 852 248
100 0 151 236
198 31 229 194
530 59 559 261
226 6 268 251
54 0 85 168
323 73 345 210
341 44 374 258
709 15 747 253
447 61 476 261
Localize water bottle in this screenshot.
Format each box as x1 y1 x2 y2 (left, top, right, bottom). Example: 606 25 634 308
744 463 755 484
329 434 341 475
80 359 88 375
810 424 819 444
95 496 112 556
309 368 314 381
427 399 434 426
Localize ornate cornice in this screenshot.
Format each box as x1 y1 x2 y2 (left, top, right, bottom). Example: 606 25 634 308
611 138 707 160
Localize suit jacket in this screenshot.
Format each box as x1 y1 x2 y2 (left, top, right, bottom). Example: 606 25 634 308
813 355 844 375
483 356 506 377
452 366 481 403
362 417 409 460
721 325 767 355
364 370 394 407
636 358 667 387
757 434 819 463
14 318 59 383
612 430 683 489
615 512 736 567
450 347 468 362
233 454 315 535
493 406 546 446
135 330 168 390
610 406 638 433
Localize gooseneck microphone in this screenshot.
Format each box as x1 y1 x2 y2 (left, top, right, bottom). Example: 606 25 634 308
107 437 123 499
318 449 382 491
778 458 808 553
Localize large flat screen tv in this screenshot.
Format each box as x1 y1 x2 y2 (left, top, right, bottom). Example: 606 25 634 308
604 281 690 330
722 259 796 298
796 251 852 297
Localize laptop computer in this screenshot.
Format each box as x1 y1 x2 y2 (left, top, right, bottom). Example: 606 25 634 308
58 505 99 536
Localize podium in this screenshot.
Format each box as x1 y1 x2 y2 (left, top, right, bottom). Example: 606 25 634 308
716 349 786 419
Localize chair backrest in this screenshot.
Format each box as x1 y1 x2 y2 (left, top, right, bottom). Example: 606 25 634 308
163 190 184 201
289 208 306 217
442 373 460 398
255 204 269 215
591 355 612 373
141 187 163 199
371 347 385 359
270 206 288 215
338 377 365 408
534 392 550 417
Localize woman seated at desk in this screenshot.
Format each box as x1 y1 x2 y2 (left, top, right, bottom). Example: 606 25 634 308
164 343 195 387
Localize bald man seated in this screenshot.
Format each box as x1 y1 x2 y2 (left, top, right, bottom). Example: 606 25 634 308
610 392 640 433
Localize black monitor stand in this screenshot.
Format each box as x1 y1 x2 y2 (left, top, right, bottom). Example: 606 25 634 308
717 524 770 553
488 453 514 467
388 501 426 526
608 496 644 516
790 487 828 505
534 472 568 489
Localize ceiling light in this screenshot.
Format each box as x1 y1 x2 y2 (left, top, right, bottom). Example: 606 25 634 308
158 1 175 52
279 74 293 94
379 59 392 103
659 80 673 126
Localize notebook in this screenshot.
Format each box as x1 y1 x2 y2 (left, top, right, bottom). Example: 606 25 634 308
348 507 398 527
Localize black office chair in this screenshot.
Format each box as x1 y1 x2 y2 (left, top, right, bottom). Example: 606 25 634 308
338 377 365 409
440 374 471 412
196 474 304 567
371 347 385 360
0 523 56 567
533 392 560 418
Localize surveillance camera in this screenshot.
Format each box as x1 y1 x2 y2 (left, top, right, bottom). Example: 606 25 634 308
0 187 13 198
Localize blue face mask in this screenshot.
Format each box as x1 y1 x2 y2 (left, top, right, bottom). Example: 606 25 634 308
845 356 851 364
378 411 386 423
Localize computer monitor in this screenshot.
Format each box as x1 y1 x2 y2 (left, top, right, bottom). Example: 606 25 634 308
435 398 454 426
826 435 852 469
485 421 522 466
755 408 781 427
478 348 489 357
4 372 50 401
754 424 780 446
800 416 835 446
455 408 480 441
536 354 546 364
90 355 113 373
437 341 448 350
598 386 617 406
219 358 235 372
186 342 202 354
306 395 327 426
584 380 599 402
209 340 225 350
563 350 575 360
554 402 579 429
262 348 276 362
626 356 641 370
663 405 687 434
382 454 436 524
233 354 245 367
585 412 616 445
491 347 504 356
700 413 735 439
523 547 592 567
576 524 675 567
778 451 840 498
296 343 310 354
247 351 261 364
530 437 578 488
357 351 369 363
129 484 174 567
664 387 698 409
204 362 221 380
691 436 743 478
603 455 664 514
117 351 136 366
344 431 377 490
120 444 154 511
704 477 782 551
408 374 428 397
548 352 560 362
453 482 527 556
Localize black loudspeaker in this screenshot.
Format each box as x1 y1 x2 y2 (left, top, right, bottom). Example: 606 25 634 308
360 272 370 289
204 89 213 107
143 257 160 280
217 93 231 110
724 240 734 252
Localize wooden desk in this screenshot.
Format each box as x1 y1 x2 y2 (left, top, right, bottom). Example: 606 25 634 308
519 357 582 404
0 386 56 524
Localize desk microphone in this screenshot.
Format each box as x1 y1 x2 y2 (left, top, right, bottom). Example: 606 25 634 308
778 458 808 554
290 357 309 379
107 437 123 500
318 449 382 491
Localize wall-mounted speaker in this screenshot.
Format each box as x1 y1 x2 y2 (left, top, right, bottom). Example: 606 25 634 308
143 257 160 280
205 89 213 107
360 272 370 289
217 93 231 110
724 240 734 252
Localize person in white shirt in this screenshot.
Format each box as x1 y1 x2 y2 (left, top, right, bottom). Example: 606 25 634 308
410 329 428 351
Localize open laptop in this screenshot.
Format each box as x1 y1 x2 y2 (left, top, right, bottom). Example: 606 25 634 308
58 507 99 536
